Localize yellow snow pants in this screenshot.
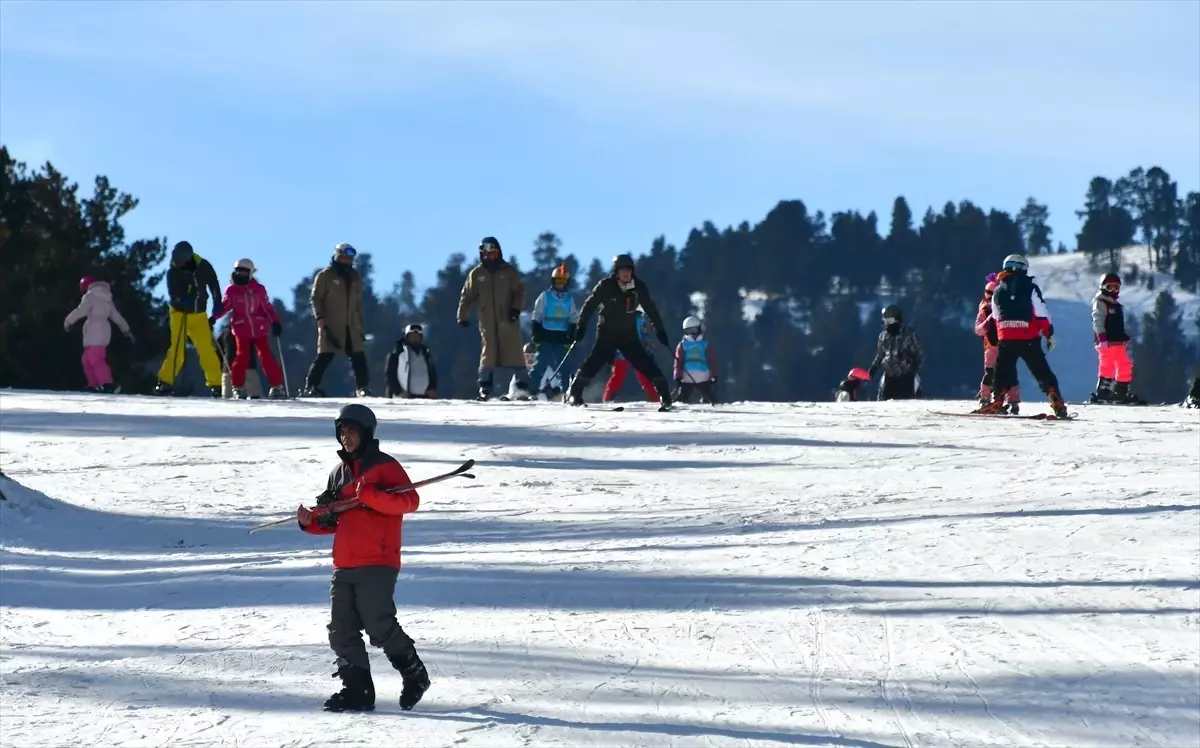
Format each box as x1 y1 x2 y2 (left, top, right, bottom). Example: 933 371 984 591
158 309 223 387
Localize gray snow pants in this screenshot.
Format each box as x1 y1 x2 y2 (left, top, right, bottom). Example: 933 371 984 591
328 566 419 672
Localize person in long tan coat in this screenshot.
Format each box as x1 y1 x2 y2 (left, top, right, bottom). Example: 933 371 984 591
302 243 372 397
456 236 530 400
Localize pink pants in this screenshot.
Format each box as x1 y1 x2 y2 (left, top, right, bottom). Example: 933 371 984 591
1098 344 1133 382
82 346 112 389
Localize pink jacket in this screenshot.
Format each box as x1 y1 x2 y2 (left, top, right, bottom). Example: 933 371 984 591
64 282 131 347
217 279 279 338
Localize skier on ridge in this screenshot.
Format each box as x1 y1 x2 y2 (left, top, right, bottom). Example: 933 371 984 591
1088 272 1145 405
975 254 1069 418
565 253 673 410
296 404 430 713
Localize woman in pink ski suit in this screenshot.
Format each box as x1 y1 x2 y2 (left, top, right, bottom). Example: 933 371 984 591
64 276 134 391
213 259 286 398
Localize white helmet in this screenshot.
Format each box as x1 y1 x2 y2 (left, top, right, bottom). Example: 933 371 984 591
682 315 702 333
1002 254 1028 272
234 258 256 273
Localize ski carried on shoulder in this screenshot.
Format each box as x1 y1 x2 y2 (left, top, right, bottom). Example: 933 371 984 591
248 459 477 533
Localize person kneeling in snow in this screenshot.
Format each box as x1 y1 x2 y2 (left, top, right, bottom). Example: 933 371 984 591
297 404 430 712
835 368 870 402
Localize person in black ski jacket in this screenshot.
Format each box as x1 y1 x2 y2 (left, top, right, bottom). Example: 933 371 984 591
385 324 438 399
566 254 673 409
1089 272 1143 404
155 241 225 396
868 305 923 400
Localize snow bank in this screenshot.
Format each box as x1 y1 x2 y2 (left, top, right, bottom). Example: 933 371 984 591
1 390 1197 747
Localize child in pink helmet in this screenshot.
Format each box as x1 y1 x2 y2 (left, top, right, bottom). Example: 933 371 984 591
64 276 134 392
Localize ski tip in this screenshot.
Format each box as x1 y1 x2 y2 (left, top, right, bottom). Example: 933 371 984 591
462 473 475 480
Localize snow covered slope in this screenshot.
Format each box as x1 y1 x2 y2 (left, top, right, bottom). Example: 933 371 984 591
1030 249 1200 401
1 391 1198 747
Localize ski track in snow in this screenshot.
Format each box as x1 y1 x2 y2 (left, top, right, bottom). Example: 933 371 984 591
1 391 1199 747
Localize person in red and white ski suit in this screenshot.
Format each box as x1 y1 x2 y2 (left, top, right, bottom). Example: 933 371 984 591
212 258 286 399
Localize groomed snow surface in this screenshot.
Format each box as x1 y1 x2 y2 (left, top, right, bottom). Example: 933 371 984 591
1 391 1198 748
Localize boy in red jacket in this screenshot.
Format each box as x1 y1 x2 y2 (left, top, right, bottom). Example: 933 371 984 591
297 404 430 712
213 258 287 399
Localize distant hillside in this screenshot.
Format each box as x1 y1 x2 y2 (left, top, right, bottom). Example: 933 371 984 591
1032 248 1199 401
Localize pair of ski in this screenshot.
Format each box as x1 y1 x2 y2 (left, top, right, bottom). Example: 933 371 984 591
247 459 477 533
934 410 1077 420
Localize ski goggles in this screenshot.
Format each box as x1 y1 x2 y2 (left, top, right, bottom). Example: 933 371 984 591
1102 282 1120 293
480 242 500 254
883 317 899 325
335 244 357 258
405 324 424 336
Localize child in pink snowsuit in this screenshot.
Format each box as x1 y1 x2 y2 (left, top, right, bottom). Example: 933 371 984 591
973 274 1020 411
64 276 134 391
213 258 286 398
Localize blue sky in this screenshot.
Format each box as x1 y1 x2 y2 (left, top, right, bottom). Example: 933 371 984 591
2 0 1197 304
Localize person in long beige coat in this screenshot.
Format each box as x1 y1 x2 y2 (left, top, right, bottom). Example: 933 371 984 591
456 236 530 400
302 243 372 397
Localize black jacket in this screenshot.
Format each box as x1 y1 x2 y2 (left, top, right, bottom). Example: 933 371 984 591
577 276 666 344
167 255 221 315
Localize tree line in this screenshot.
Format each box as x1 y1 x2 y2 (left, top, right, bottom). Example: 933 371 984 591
2 144 1196 403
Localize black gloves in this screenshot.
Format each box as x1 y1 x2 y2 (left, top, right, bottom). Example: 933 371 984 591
575 325 587 343
508 308 521 322
656 329 669 347
459 319 470 328
315 512 338 530
867 366 878 379
566 324 577 342
271 321 282 337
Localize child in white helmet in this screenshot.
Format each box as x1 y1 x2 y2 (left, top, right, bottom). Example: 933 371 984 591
672 316 718 404
212 258 287 399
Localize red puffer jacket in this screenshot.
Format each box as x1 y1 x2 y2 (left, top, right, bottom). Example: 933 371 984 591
218 279 279 338
302 443 421 569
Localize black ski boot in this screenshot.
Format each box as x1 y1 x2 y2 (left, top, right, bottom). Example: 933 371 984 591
477 380 492 401
300 385 327 398
1088 377 1115 404
208 386 222 397
387 651 430 711
1112 381 1145 405
153 381 173 396
323 661 375 712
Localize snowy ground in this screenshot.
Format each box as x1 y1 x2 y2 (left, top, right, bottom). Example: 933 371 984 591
1 390 1198 748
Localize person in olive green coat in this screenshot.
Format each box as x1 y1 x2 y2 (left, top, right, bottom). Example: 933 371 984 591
303 243 371 397
456 237 530 400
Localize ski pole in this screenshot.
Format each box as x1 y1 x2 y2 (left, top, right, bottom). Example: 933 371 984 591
275 334 290 397
547 340 578 388
248 458 477 533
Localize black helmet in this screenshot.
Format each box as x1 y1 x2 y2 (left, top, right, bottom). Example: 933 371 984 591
611 253 635 273
881 304 902 323
335 403 377 442
171 241 194 265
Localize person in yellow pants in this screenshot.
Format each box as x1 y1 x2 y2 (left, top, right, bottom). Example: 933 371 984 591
155 241 225 396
